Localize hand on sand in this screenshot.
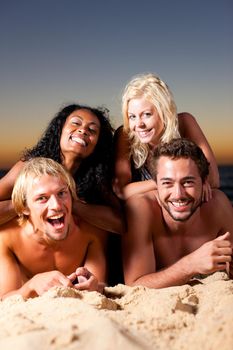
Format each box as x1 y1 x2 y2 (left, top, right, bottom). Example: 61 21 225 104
189 232 232 275
67 267 99 292
27 271 73 297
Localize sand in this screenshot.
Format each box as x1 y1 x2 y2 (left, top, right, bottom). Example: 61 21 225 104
0 272 232 350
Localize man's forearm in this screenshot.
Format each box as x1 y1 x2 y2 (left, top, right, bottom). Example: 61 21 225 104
131 255 195 289
1 282 36 300
73 200 125 234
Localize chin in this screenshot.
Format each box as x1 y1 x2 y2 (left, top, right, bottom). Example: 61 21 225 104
138 136 153 144
170 212 192 222
46 230 68 241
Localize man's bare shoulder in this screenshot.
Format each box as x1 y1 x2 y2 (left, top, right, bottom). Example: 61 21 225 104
205 189 232 209
124 190 161 227
202 189 233 222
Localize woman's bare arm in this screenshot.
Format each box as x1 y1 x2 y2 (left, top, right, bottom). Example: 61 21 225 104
113 126 156 200
178 113 220 188
73 193 126 235
0 161 25 225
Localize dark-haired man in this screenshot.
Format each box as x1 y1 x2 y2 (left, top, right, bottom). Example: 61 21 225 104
123 138 233 288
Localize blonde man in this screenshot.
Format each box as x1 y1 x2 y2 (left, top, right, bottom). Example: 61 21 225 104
0 157 107 299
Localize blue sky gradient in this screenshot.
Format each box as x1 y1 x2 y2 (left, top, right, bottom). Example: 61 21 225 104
0 0 232 167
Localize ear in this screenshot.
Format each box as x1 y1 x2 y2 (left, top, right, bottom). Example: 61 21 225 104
22 207 30 216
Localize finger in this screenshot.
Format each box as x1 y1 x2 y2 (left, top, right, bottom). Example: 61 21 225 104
216 232 231 241
58 275 73 287
215 263 227 271
208 187 212 200
73 275 97 291
78 276 88 283
216 247 232 255
73 280 90 291
215 255 232 263
216 241 232 250
75 267 91 278
202 190 205 202
206 183 212 201
67 272 76 280
71 275 88 287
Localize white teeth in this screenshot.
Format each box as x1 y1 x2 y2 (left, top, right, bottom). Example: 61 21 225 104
137 130 152 138
48 214 63 219
71 136 87 146
171 201 188 207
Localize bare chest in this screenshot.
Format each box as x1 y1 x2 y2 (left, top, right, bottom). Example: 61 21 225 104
152 221 218 270
13 234 90 279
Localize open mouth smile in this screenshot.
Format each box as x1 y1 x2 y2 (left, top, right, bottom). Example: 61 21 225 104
169 199 192 212
70 135 87 147
137 129 154 139
47 213 65 229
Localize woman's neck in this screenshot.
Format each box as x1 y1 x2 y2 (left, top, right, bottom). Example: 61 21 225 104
61 153 82 175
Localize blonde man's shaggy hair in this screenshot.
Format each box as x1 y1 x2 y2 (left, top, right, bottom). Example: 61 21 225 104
122 73 180 168
12 157 77 226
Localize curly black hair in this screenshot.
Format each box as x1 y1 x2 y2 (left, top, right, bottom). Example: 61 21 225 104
22 104 115 204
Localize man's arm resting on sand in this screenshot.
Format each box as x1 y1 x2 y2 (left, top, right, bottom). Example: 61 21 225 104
123 194 232 289
125 232 232 289
77 228 108 293
0 241 74 300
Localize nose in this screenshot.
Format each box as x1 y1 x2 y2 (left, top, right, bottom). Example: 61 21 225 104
48 195 62 210
78 129 87 135
135 117 145 128
77 125 88 136
174 183 185 198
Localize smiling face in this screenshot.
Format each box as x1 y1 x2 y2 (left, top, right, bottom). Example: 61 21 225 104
128 97 164 146
60 108 101 161
24 174 72 242
155 156 203 222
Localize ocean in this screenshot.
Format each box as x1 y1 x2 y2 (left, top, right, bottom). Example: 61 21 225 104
0 166 233 204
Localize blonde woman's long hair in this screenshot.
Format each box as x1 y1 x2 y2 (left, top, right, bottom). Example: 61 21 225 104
122 73 180 168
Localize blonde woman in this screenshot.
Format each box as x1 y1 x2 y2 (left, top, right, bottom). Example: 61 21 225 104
113 73 219 200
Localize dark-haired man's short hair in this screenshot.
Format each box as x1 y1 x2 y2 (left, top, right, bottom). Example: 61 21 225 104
149 138 209 182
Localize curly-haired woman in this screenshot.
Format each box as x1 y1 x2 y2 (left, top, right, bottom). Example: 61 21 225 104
0 104 124 235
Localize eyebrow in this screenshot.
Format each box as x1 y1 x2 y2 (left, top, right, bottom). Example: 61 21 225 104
33 185 68 197
159 176 196 181
73 115 100 128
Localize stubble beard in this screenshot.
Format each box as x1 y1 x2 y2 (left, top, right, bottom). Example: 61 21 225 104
158 192 203 223
45 225 70 241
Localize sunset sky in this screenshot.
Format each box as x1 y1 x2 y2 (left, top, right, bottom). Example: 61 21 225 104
0 0 232 168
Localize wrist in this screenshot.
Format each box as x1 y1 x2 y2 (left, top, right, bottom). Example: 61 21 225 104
177 254 196 281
